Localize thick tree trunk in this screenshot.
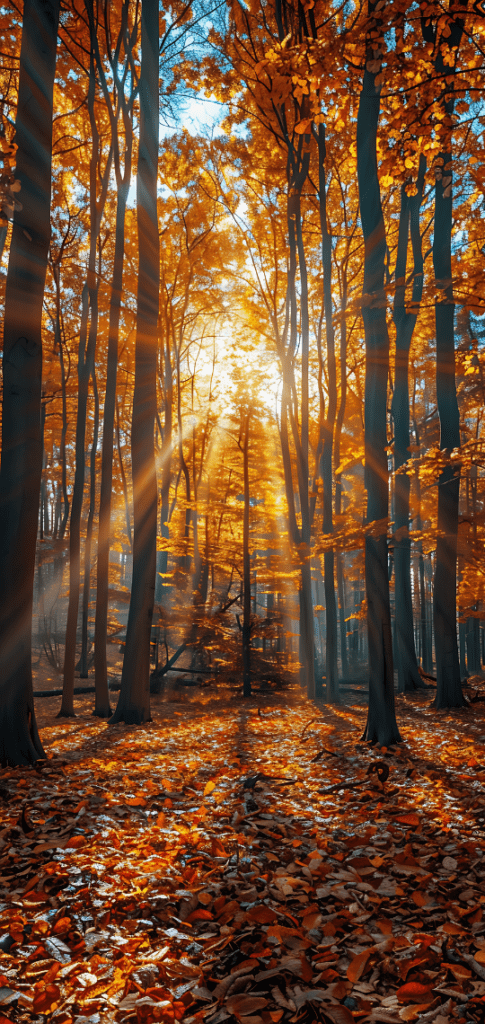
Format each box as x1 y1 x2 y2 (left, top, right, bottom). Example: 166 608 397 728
111 0 159 725
94 177 130 716
0 0 59 765
357 52 401 745
392 157 428 693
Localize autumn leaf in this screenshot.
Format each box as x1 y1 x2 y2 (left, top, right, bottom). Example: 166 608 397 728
347 948 371 983
396 981 433 1004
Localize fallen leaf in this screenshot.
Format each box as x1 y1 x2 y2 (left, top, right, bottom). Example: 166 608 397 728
246 905 277 924
396 981 433 1004
347 948 371 983
225 995 269 1015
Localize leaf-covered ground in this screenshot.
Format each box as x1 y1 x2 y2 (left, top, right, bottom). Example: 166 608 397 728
3 683 485 1024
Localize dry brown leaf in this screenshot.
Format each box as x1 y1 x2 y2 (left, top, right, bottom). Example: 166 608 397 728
225 995 269 1016
347 948 372 983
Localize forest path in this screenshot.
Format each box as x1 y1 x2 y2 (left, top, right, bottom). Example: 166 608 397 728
2 685 485 1023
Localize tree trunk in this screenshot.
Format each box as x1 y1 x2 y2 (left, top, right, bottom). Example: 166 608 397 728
287 151 314 700
155 325 173 605
80 368 99 678
0 0 59 765
242 412 251 697
357 43 401 746
335 268 349 679
94 175 130 715
115 397 132 552
392 157 428 693
110 0 159 725
60 40 112 717
315 124 339 703
53 264 70 539
430 44 466 709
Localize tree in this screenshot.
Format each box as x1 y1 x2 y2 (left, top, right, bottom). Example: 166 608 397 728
60 1 113 717
421 2 467 709
94 0 137 717
357 3 401 746
392 157 429 693
0 0 60 765
110 0 159 725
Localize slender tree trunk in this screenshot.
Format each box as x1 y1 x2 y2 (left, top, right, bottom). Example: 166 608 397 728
94 177 130 714
0 0 59 765
287 149 314 699
335 272 349 678
80 368 99 678
357 37 401 746
115 397 132 552
316 124 339 703
60 40 112 716
54 266 70 539
392 157 428 692
242 413 251 697
155 327 172 605
111 0 159 725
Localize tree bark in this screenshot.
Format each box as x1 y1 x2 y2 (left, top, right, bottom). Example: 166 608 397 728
0 0 59 765
110 0 159 725
242 412 251 697
94 177 130 715
60 36 112 717
357 40 401 745
316 123 339 703
424 4 467 709
80 368 99 678
392 156 428 693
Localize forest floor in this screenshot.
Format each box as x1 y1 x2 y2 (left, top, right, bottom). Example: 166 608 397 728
3 676 485 1024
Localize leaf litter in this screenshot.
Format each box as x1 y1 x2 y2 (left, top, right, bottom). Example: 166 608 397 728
2 685 485 1024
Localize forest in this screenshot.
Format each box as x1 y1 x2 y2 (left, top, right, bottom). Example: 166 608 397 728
2 1 485 1023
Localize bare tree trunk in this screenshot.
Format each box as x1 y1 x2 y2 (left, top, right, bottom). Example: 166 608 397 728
422 4 467 709
60 36 112 717
94 177 130 714
115 397 132 552
80 368 99 678
111 0 159 725
335 271 349 678
0 0 59 765
357 25 401 746
53 264 70 539
392 156 428 693
242 412 251 697
315 123 338 703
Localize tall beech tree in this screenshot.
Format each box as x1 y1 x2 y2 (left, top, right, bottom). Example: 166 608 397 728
357 4 401 746
60 18 113 718
94 0 137 717
111 0 159 725
392 156 428 693
422 3 467 709
0 0 60 765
